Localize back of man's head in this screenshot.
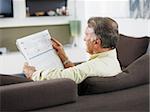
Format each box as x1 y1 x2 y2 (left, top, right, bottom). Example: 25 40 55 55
88 17 119 49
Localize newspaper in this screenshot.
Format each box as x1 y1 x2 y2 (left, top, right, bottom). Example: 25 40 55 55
16 30 64 70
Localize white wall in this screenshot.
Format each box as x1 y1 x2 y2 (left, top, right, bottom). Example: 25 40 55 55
148 20 150 36
84 0 129 18
115 18 149 37
0 0 149 36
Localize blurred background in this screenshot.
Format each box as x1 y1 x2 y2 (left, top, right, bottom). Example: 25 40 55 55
0 0 149 74
0 0 149 52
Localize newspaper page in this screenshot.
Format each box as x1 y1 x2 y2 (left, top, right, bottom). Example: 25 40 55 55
16 30 64 70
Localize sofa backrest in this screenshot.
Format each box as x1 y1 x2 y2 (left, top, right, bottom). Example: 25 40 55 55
78 54 149 95
0 74 33 86
116 34 149 68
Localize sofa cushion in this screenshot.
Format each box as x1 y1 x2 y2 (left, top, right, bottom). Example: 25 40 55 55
78 54 149 95
0 74 33 86
0 78 77 111
116 34 149 68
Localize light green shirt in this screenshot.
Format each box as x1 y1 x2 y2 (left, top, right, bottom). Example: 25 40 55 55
32 49 122 84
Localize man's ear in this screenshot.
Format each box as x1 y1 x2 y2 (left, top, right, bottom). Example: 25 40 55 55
94 38 101 45
93 38 101 48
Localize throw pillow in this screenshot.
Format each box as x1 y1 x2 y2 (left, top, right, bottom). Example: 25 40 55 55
116 34 149 68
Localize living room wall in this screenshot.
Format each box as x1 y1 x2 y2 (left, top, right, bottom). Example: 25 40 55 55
0 24 71 52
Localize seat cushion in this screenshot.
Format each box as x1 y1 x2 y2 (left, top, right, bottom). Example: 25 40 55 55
78 54 149 95
116 34 149 68
37 84 149 112
0 74 33 86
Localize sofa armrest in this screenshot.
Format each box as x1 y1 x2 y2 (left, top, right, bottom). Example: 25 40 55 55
0 78 77 111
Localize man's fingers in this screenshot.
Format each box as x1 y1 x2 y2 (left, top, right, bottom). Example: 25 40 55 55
51 38 62 46
24 62 35 69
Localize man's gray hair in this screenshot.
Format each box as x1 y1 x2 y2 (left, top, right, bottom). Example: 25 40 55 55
88 17 119 49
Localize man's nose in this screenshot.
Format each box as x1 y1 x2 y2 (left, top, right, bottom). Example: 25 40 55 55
84 36 87 41
84 32 88 41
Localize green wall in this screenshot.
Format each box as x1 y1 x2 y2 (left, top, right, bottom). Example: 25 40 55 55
0 24 71 52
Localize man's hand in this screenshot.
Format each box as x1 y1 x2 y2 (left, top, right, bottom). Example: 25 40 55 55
23 63 36 79
51 38 68 62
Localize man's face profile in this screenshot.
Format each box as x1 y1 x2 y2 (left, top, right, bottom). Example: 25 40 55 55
84 26 97 54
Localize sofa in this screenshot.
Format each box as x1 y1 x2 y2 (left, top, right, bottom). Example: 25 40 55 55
0 34 149 112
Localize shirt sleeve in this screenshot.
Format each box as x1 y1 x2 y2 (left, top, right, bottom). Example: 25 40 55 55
31 61 94 84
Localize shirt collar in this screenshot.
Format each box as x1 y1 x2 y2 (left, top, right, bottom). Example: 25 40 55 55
90 49 117 60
